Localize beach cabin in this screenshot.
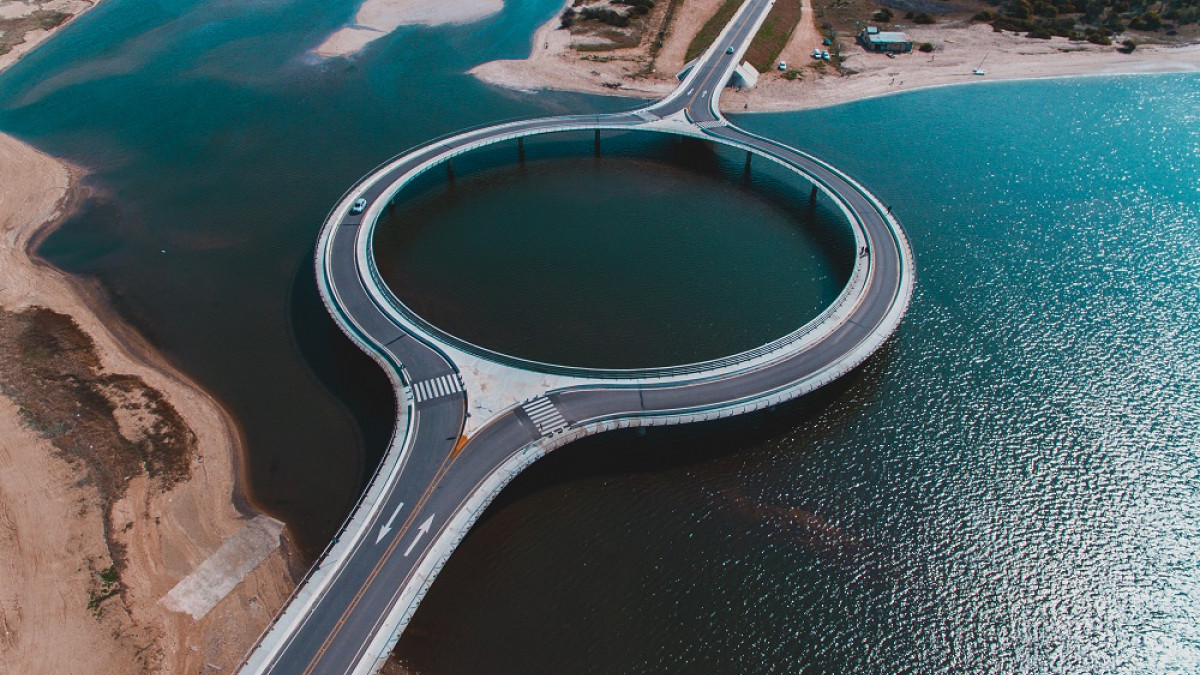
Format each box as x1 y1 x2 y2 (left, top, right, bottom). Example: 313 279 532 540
857 26 913 53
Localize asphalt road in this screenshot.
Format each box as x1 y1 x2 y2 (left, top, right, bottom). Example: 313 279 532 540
240 0 911 672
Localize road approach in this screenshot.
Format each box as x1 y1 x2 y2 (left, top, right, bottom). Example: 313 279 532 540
240 0 914 673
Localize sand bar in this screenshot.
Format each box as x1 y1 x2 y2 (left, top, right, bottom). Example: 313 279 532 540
314 0 504 58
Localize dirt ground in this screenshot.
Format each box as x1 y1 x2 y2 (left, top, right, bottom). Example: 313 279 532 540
0 132 295 674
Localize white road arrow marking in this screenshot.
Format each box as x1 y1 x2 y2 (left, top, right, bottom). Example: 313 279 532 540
375 502 405 544
404 515 435 557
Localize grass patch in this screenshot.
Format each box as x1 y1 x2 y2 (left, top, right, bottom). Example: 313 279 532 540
0 10 72 56
87 564 123 616
685 0 742 62
685 0 805 72
745 0 804 71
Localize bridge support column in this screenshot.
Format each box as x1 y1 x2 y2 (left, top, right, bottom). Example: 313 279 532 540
744 152 752 175
447 159 455 182
809 185 818 204
594 130 600 156
518 137 525 163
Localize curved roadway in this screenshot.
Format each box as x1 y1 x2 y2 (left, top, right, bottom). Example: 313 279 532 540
240 0 913 673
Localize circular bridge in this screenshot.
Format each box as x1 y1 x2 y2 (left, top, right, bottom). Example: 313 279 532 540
241 0 914 673
322 116 913 435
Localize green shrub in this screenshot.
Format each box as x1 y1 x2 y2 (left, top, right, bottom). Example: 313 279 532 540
579 7 631 27
32 10 70 30
919 42 935 51
913 12 936 23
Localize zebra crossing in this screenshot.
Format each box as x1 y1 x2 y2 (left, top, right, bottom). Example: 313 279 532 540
411 373 463 403
695 120 726 129
522 397 568 435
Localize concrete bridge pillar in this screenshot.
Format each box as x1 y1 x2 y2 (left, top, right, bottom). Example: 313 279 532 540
594 130 600 156
518 137 525 163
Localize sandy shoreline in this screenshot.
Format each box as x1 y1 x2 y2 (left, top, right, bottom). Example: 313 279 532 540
0 134 295 672
313 0 503 59
472 6 1200 112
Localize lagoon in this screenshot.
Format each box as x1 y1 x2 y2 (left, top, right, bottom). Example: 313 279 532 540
1 0 1197 670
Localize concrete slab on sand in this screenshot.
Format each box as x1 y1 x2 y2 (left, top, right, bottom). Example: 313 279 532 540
160 515 285 620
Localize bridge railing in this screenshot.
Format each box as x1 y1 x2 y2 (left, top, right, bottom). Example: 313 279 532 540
352 123 876 382
239 113 649 673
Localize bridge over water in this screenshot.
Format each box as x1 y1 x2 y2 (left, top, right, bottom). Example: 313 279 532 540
240 0 914 672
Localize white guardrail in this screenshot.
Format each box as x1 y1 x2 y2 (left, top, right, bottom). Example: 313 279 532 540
237 0 914 667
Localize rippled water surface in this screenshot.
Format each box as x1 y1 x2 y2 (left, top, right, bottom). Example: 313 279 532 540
397 76 1200 674
1 4 1197 671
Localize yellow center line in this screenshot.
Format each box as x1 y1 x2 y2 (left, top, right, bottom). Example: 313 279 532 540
301 420 470 674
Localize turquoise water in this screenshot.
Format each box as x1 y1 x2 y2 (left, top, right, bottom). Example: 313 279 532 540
396 77 1200 673
1 3 1198 672
0 0 630 553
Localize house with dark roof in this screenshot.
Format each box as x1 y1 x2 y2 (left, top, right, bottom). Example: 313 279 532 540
857 26 914 53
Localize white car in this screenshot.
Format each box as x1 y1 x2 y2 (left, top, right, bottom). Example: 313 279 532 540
350 198 367 214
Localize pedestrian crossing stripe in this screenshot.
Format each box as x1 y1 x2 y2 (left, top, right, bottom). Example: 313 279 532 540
522 397 568 435
411 373 463 403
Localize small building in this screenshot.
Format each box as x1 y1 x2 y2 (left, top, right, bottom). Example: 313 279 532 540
857 26 913 53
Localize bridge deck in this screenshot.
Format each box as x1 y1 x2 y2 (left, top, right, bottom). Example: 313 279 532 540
239 1 913 673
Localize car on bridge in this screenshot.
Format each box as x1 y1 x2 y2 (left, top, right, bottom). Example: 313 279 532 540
350 198 367 214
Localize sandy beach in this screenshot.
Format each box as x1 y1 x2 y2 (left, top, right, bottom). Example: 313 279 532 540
314 0 504 59
472 4 1200 112
0 132 294 673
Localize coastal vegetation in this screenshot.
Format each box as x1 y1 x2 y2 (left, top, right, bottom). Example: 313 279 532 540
0 9 69 55
686 0 743 61
812 0 1197 46
745 0 806 70
562 0 664 49
0 306 195 571
686 0 805 70
980 0 1199 42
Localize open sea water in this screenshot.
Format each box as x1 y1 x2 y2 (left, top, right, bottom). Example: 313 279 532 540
0 0 1197 671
